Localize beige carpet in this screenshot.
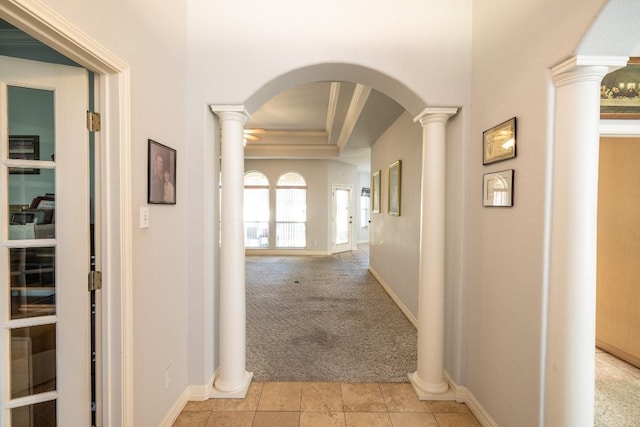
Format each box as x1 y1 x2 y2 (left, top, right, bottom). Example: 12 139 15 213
246 247 417 382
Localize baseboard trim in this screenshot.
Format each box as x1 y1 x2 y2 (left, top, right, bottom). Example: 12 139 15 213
445 372 498 427
246 249 329 256
158 387 189 427
368 266 418 328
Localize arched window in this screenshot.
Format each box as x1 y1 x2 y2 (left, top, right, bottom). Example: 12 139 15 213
276 172 307 248
244 171 269 248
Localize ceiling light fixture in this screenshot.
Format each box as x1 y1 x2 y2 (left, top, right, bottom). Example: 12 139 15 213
244 128 266 142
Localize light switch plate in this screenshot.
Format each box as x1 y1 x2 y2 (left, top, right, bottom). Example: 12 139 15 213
140 207 150 228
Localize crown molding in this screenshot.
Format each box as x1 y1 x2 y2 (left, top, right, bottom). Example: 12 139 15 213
244 144 339 159
336 84 371 151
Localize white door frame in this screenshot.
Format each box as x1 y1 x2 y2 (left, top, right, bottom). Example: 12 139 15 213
0 1 132 425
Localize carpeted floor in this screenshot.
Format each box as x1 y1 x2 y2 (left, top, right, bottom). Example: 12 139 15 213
595 348 640 426
246 246 417 383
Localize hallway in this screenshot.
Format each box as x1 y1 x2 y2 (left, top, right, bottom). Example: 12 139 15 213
245 244 417 383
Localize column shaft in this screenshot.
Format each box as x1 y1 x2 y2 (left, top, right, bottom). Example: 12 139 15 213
211 107 253 398
545 58 624 425
409 108 457 400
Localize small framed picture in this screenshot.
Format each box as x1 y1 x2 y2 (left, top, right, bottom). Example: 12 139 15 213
483 117 516 165
371 170 381 213
148 139 176 204
600 57 640 119
388 160 401 216
483 169 514 207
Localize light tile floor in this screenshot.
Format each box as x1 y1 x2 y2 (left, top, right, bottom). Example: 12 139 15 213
174 382 481 427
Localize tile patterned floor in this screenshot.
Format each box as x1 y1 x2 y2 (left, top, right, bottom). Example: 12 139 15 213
174 382 481 427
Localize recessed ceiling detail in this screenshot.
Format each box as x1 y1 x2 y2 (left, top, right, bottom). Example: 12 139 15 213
245 81 404 170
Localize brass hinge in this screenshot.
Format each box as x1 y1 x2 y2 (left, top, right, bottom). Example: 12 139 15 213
88 270 102 291
87 111 101 132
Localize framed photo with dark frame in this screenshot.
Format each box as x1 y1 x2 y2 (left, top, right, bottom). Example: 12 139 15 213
388 160 401 216
483 117 516 165
600 57 640 119
483 169 514 207
371 170 381 213
148 139 176 204
8 135 40 174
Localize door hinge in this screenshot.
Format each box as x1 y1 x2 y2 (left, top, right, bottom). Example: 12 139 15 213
87 111 101 132
88 270 102 291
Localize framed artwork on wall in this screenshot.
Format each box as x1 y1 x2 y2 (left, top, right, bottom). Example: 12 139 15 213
148 139 176 204
388 160 401 216
483 117 517 165
483 169 514 207
600 57 640 119
371 170 381 213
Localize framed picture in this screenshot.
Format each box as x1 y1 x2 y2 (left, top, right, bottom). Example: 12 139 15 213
371 170 381 213
388 160 401 216
483 169 514 207
8 135 40 174
600 57 640 119
148 139 176 204
483 117 516 165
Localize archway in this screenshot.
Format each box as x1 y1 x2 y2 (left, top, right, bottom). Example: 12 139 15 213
211 63 459 400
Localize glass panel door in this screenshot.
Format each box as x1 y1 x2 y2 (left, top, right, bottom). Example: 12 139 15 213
1 56 90 427
332 185 352 253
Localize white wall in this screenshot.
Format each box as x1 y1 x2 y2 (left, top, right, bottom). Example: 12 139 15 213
39 1 190 425
370 112 422 318
468 0 609 425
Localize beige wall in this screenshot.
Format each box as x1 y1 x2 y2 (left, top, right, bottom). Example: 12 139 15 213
597 137 640 368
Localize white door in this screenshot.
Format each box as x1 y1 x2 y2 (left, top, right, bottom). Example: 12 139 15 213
0 56 90 426
332 185 353 253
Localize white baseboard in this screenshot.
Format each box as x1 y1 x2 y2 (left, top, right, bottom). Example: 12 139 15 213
445 372 498 427
368 266 418 328
159 374 215 427
159 387 189 427
246 249 329 256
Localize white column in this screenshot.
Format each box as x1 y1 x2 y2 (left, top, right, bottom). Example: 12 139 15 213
210 105 253 398
409 107 458 400
545 56 626 425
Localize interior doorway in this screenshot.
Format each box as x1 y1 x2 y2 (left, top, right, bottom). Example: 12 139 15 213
332 184 353 254
0 3 132 425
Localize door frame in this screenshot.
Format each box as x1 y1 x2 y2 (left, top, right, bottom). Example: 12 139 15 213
0 1 133 425
331 184 353 254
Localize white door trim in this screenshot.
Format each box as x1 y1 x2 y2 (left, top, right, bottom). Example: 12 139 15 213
0 1 132 425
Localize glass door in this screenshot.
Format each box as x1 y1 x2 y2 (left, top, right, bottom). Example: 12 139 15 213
332 185 353 253
1 56 90 426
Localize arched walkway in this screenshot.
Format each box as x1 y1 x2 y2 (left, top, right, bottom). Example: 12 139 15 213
211 63 459 400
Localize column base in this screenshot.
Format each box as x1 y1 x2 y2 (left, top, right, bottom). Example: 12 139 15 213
211 371 253 399
408 372 455 401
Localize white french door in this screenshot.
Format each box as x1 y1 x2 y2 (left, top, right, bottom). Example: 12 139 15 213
332 185 353 254
0 56 90 426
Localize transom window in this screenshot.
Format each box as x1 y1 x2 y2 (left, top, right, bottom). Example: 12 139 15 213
276 172 307 248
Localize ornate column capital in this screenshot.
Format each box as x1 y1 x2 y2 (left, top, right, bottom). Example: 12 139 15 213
551 55 628 88
413 107 458 126
210 104 251 123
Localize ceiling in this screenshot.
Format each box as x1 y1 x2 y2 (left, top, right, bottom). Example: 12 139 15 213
245 81 405 172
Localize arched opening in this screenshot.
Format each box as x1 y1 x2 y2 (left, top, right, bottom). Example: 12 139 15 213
212 62 459 400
